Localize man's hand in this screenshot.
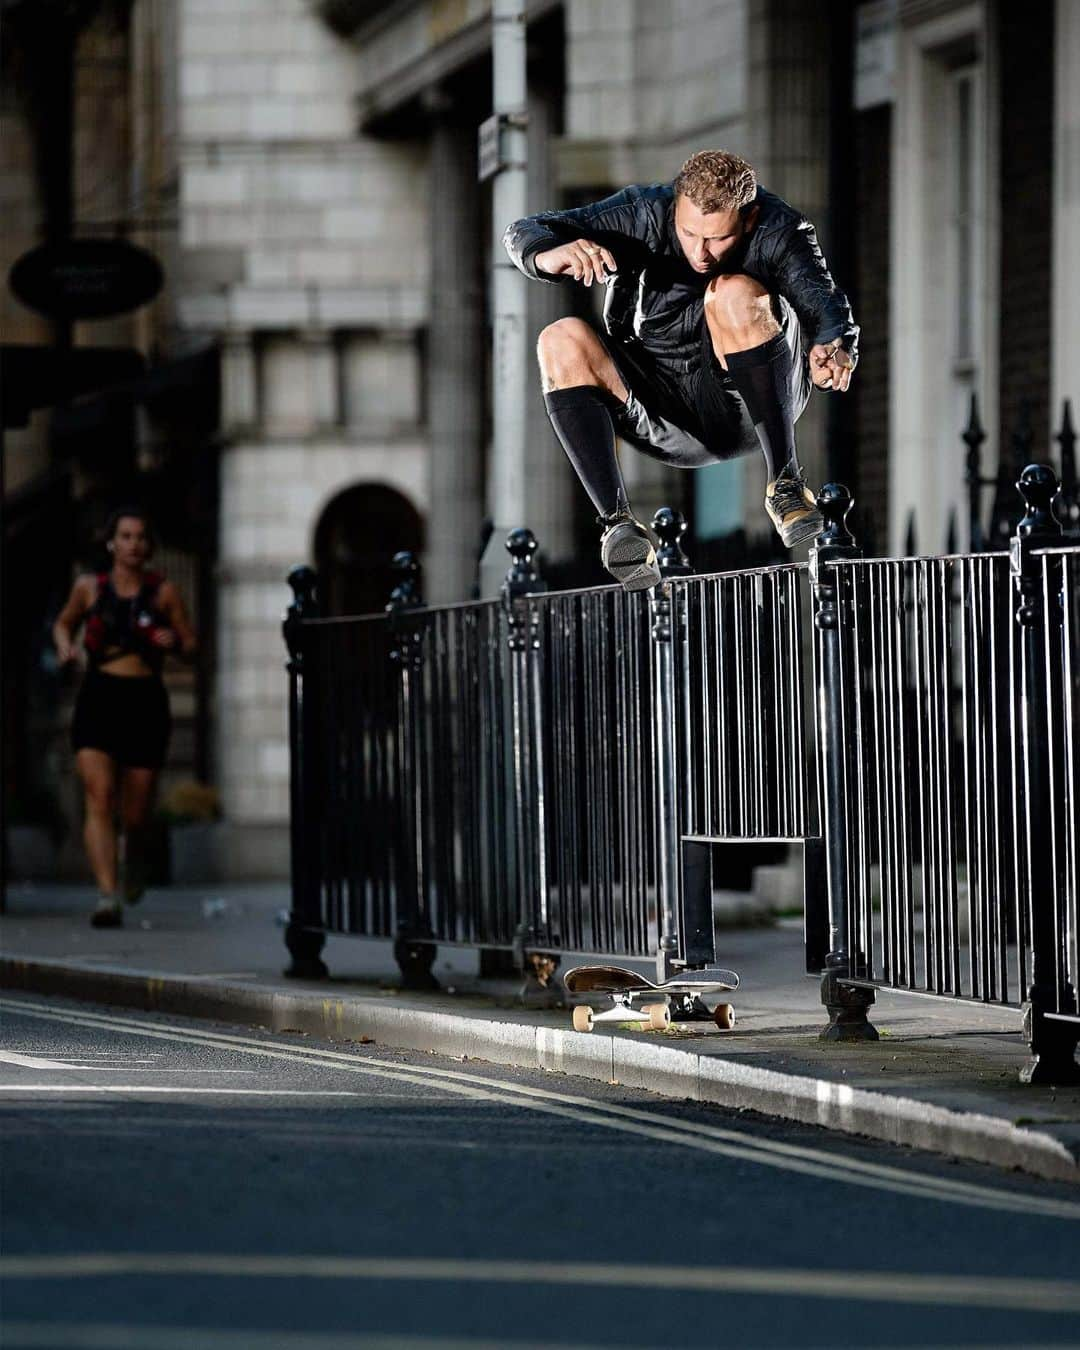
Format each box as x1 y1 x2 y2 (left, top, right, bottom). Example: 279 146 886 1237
534 238 617 288
810 340 854 392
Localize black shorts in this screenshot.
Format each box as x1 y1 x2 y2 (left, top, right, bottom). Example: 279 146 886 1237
71 669 172 769
602 293 813 468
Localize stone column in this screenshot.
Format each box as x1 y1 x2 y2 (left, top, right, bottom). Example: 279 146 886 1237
221 329 257 433
425 105 485 604
302 328 339 433
1053 0 1080 415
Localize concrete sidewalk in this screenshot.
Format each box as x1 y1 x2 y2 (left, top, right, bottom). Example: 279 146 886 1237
2 881 1079 1185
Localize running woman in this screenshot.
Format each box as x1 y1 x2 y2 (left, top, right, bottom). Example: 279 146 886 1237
504 149 858 590
53 508 197 926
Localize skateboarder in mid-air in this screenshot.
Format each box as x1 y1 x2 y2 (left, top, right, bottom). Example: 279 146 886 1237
504 150 858 590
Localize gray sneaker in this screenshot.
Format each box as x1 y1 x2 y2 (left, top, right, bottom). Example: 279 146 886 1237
90 897 123 929
599 511 661 592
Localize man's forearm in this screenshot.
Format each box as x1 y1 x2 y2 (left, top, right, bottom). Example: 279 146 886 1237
503 217 565 283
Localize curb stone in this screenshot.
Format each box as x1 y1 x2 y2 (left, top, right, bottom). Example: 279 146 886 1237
2 954 1077 1186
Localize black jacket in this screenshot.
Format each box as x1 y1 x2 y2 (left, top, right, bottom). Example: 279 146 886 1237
503 183 858 386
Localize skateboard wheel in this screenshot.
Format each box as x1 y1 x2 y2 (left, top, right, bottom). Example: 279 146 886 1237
713 1002 735 1031
647 1003 670 1032
572 1004 594 1033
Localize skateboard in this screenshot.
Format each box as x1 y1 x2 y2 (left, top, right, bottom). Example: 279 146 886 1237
563 964 739 1033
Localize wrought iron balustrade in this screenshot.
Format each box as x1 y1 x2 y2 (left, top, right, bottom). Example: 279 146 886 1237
283 470 1080 1082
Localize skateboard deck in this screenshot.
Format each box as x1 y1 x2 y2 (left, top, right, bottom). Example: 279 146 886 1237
564 964 739 1033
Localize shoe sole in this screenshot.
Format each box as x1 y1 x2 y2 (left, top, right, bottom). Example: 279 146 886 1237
778 512 824 549
603 534 661 592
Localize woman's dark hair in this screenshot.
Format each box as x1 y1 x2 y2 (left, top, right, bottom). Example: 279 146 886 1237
104 506 155 549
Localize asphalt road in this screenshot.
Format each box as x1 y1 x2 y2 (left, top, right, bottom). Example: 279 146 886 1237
2 994 1079 1350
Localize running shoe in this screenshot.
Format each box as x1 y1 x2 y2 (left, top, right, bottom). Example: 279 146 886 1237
90 897 123 928
599 511 661 592
764 463 823 547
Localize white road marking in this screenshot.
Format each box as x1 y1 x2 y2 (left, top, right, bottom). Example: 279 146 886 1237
189 972 259 979
0 1050 79 1070
0 1050 249 1073
2 1254 1079 1313
2 996 1077 1221
0 1087 375 1097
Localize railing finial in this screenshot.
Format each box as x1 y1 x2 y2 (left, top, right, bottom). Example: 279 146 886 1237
386 550 424 613
503 526 544 598
1016 464 1062 541
287 564 317 611
815 482 856 549
963 393 987 551
284 566 318 663
651 505 693 577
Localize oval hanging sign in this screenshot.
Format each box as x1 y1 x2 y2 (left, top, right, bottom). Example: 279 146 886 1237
8 238 164 320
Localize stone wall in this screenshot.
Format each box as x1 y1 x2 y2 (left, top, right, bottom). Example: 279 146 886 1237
216 438 426 847
174 0 433 858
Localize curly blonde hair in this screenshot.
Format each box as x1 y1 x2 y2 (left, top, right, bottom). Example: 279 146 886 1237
673 150 757 214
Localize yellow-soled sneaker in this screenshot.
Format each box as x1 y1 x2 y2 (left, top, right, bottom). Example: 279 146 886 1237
764 469 824 548
599 512 661 592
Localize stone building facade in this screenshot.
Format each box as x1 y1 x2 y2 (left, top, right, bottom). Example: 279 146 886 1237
5 0 1075 878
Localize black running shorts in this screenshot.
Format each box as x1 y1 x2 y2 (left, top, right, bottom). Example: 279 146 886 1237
601 294 813 468
71 669 172 769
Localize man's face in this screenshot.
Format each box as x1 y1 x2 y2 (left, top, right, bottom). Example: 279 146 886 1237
674 195 757 274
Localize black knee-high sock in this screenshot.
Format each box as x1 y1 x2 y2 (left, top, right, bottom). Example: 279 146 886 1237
724 333 798 481
544 385 628 519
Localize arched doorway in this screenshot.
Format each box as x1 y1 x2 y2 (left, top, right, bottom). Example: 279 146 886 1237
313 483 424 617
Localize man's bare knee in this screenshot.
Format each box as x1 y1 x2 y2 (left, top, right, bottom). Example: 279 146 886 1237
537 318 610 391
706 273 773 323
705 274 779 352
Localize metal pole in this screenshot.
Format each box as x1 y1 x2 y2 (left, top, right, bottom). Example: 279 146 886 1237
386 552 439 991
480 0 529 597
503 528 560 1004
282 566 328 979
651 585 681 983
809 485 878 1041
1011 465 1080 1083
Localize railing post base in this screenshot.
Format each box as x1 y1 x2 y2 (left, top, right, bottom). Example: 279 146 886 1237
1021 998 1080 1084
513 924 562 1007
394 930 439 991
819 967 878 1042
284 923 328 981
519 951 563 1008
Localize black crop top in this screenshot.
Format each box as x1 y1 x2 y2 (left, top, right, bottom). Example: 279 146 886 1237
83 572 169 672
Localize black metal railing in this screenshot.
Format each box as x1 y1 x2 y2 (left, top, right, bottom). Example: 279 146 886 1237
962 397 1078 552
810 468 1080 1080
283 471 1080 1081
